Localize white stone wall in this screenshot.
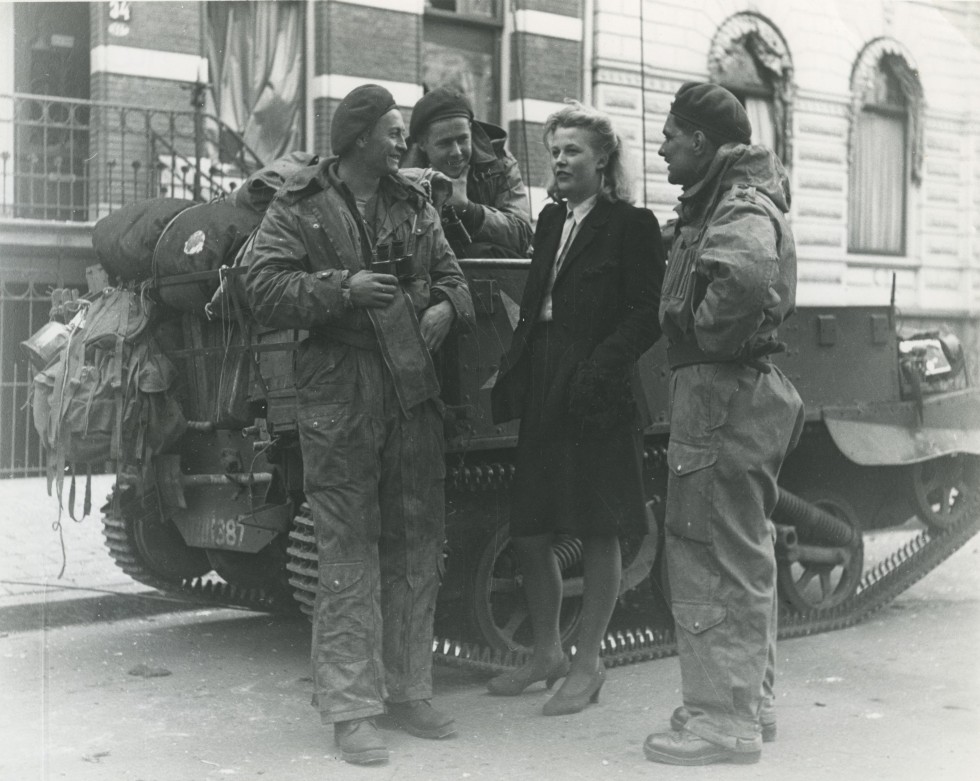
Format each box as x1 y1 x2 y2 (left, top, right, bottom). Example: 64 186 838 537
0 3 14 215
592 0 980 316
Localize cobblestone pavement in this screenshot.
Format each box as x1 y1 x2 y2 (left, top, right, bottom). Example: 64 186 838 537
0 475 149 608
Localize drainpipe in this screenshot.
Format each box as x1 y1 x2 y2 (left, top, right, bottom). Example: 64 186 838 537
582 0 595 107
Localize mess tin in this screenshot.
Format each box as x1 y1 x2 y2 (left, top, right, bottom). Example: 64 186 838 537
21 320 70 370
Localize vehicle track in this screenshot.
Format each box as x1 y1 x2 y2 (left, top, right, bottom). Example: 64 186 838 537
101 470 979 677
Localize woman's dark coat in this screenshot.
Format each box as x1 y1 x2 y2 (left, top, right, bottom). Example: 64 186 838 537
491 197 666 536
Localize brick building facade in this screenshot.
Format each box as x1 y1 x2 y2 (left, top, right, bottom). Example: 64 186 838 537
1 0 978 475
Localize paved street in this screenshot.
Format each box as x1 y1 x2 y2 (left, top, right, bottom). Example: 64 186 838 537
0 475 147 608
1 475 979 780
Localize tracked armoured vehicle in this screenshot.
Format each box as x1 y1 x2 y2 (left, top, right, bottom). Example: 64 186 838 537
51 256 979 673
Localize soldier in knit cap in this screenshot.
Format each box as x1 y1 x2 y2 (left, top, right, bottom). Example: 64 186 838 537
402 86 532 258
642 82 804 767
246 83 474 766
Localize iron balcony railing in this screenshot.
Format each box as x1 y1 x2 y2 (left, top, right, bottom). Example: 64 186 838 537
0 92 265 478
0 91 264 222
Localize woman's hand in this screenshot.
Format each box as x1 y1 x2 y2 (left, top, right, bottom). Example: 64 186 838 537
567 359 634 428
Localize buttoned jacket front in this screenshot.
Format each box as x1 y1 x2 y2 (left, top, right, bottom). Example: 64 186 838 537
492 198 664 425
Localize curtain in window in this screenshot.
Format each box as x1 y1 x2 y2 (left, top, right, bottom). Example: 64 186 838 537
848 111 905 253
422 17 499 124
206 1 302 167
709 15 794 167
744 97 775 152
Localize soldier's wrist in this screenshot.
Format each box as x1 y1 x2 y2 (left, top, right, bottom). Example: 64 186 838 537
340 271 353 309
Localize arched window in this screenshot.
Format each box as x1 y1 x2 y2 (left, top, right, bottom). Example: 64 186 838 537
848 39 924 255
708 12 794 164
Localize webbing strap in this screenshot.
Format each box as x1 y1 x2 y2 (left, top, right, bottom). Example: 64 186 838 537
223 266 270 398
66 465 93 522
110 301 131 462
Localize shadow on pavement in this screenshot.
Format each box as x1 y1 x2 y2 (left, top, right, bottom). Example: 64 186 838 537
0 591 234 633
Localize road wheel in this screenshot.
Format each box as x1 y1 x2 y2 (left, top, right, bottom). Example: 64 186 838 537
124 494 212 582
206 534 291 597
777 490 864 612
470 524 583 654
908 455 978 532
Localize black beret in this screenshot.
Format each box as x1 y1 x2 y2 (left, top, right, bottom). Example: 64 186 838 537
669 82 752 145
409 87 474 141
331 84 397 156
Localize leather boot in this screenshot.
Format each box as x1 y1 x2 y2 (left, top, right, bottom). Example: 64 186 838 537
670 705 777 742
644 730 761 766
386 699 456 739
334 718 388 765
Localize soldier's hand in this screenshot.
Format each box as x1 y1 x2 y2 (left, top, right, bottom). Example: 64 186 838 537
420 300 455 352
348 270 398 308
446 169 470 210
426 171 454 209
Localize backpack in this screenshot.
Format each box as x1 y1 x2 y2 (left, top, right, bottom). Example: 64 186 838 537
31 286 186 519
233 151 319 214
152 199 264 314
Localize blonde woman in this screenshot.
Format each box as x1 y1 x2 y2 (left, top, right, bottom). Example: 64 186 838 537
489 102 665 715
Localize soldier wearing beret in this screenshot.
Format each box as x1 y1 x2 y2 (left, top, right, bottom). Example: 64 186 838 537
643 82 805 766
402 86 533 258
246 83 474 766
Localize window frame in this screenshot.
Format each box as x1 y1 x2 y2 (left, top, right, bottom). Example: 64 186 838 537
707 12 794 167
424 1 503 29
421 2 503 125
847 48 920 257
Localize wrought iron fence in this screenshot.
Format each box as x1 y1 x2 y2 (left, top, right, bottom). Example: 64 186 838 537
0 278 67 478
0 92 263 221
0 92 264 477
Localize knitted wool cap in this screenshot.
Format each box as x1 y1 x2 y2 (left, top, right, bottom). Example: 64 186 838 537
331 84 397 156
409 87 474 141
669 82 752 145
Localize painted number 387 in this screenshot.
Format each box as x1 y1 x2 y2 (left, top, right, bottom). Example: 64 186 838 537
210 519 246 548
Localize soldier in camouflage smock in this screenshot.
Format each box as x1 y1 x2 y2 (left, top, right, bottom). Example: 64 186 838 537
644 83 804 767
246 84 474 766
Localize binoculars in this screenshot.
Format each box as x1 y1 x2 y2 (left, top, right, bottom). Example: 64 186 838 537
371 239 414 279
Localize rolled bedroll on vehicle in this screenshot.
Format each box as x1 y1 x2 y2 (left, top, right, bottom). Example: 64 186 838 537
32 258 979 674
91 198 196 283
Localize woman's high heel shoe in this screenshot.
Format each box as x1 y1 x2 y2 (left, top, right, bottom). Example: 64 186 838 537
541 667 605 716
486 655 571 696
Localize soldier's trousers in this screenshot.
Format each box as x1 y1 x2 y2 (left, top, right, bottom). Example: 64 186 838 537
296 339 446 725
665 362 803 753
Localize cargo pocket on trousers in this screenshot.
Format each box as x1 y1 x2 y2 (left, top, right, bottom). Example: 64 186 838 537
318 561 368 661
672 601 727 635
298 402 352 490
665 439 718 543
